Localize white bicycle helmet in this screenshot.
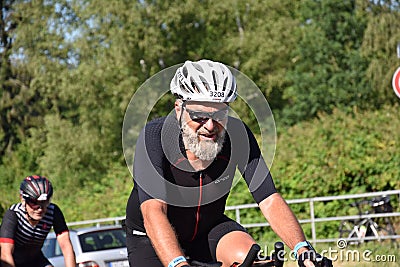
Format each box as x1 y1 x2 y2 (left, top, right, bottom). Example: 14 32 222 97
170 59 237 102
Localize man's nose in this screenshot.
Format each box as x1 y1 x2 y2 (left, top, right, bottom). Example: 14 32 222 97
203 118 216 131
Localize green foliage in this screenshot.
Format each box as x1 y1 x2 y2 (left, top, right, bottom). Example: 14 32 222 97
226 105 400 240
361 2 400 107
56 162 132 221
273 105 400 200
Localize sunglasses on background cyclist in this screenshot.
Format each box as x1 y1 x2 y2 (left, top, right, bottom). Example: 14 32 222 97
184 106 229 124
26 199 50 210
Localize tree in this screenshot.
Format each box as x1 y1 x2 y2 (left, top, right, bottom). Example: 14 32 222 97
0 0 42 159
282 0 372 125
361 0 400 106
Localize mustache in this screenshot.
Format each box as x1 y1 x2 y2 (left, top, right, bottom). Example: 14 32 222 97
196 127 224 137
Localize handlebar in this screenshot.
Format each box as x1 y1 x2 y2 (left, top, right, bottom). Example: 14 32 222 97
238 244 261 267
237 241 285 267
273 242 284 267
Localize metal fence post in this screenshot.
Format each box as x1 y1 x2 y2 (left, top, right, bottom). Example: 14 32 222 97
310 199 316 246
236 208 241 224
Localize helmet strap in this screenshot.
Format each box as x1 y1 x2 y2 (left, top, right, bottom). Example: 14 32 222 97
178 101 187 130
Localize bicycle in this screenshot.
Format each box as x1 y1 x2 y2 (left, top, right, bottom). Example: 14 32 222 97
370 196 397 240
189 241 333 267
338 196 397 245
188 241 285 267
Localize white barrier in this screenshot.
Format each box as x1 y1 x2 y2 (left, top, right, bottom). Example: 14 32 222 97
67 190 400 245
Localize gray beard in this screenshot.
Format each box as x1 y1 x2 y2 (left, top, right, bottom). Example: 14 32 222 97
181 123 225 161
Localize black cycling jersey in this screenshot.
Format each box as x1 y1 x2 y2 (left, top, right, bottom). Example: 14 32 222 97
125 114 276 243
0 202 69 267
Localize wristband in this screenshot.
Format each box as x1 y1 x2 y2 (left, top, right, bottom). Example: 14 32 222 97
168 256 187 267
293 241 314 259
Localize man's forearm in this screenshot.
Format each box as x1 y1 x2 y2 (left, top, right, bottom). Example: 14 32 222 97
57 232 76 267
259 193 307 249
142 200 188 267
146 217 187 266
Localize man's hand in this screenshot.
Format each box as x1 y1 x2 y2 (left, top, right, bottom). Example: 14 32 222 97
298 250 333 267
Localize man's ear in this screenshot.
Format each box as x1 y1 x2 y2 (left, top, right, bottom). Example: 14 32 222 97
174 100 182 118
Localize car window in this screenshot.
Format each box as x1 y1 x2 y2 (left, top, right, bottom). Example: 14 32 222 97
42 237 63 258
78 228 126 252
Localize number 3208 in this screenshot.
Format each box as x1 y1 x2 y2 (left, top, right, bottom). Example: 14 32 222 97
210 91 225 97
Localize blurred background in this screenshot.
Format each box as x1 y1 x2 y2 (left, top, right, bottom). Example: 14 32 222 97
1 1 399 254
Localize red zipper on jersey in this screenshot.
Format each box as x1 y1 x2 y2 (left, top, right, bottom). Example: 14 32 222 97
190 173 203 241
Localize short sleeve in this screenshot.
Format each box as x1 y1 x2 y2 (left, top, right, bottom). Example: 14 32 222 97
51 204 69 235
0 209 18 241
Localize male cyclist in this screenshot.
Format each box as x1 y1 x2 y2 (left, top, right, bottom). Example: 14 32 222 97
0 175 75 267
125 60 332 267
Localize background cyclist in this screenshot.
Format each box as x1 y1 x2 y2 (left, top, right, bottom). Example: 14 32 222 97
0 175 75 267
124 59 332 267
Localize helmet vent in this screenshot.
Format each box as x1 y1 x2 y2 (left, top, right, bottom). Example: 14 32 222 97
180 84 189 94
220 65 226 74
223 78 228 92
199 76 210 91
190 77 200 93
231 82 236 94
192 63 204 73
212 71 218 91
182 66 188 78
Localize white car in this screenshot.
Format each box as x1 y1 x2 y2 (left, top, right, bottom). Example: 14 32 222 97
42 225 129 267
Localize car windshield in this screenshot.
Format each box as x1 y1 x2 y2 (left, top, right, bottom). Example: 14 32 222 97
78 228 126 252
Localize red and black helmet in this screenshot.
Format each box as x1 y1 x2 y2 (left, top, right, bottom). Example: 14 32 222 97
20 175 53 201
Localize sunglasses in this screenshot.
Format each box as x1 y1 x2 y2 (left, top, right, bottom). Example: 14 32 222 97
184 107 229 124
26 199 50 210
